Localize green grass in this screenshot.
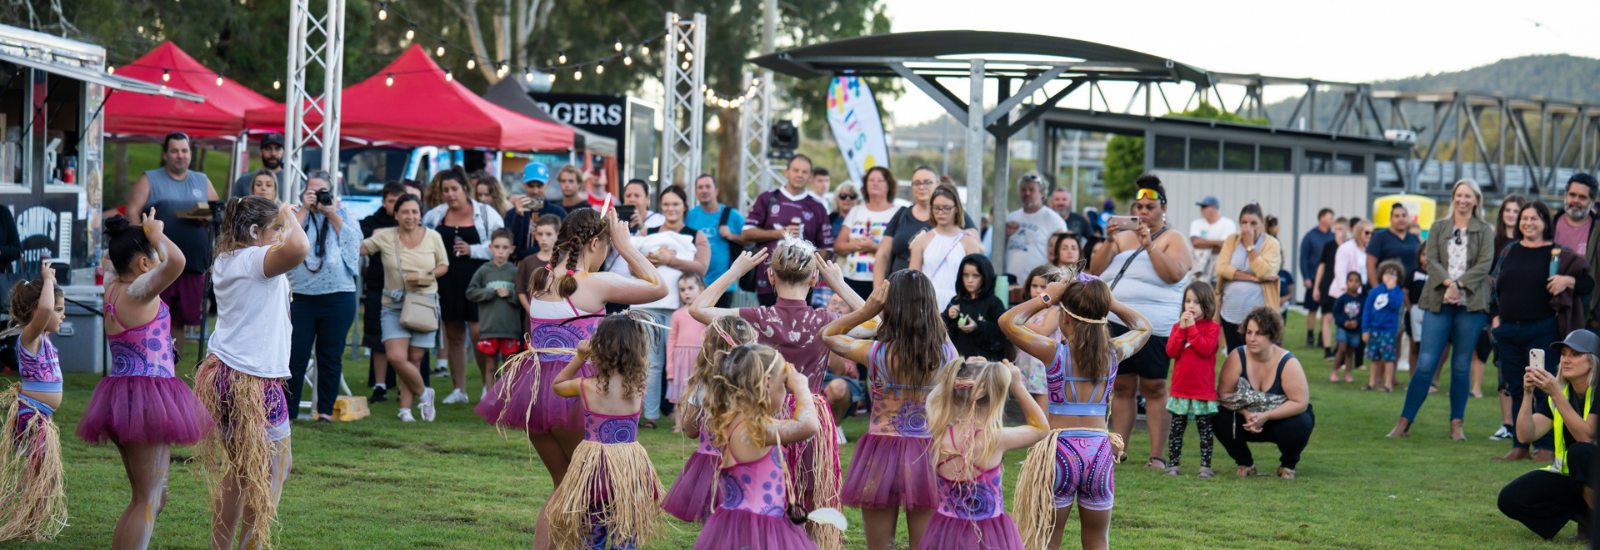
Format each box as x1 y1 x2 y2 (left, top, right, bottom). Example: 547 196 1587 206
22 312 1582 548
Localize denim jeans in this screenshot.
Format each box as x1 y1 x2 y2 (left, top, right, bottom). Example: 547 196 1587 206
1493 317 1559 451
288 291 358 419
1400 304 1487 422
641 308 673 421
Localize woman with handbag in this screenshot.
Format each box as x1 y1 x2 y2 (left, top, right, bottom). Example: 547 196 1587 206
360 194 450 422
1213 306 1315 479
1087 174 1193 468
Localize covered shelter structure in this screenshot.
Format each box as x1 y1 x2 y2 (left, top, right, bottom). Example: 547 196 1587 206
105 41 279 138
750 30 1413 287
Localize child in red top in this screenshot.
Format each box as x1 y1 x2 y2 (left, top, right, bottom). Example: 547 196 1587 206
1163 281 1221 478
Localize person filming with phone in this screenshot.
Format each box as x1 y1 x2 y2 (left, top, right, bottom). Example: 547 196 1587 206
1088 174 1193 468
1490 200 1594 462
1497 329 1600 540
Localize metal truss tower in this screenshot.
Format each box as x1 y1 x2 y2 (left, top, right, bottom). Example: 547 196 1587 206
738 70 773 210
661 12 705 190
283 0 346 201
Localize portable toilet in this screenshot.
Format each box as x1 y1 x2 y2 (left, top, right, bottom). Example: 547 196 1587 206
1373 194 1438 239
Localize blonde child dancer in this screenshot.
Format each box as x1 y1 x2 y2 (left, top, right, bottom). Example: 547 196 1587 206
196 195 309 549
665 274 707 432
81 212 214 549
918 358 1050 550
661 314 757 523
0 261 68 540
1164 281 1222 478
821 270 957 550
1001 273 1152 550
694 343 822 550
546 314 666 549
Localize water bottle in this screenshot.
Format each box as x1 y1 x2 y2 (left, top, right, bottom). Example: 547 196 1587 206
455 236 466 256
1551 247 1561 277
63 156 75 184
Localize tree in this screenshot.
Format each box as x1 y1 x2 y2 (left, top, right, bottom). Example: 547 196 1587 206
1101 101 1268 202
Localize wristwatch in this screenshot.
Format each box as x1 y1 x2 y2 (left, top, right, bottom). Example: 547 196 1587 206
1245 244 1255 253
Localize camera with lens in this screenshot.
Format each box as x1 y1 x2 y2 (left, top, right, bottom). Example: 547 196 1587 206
314 188 334 206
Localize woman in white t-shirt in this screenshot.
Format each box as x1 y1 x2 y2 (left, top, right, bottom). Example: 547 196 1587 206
835 166 903 298
196 195 309 550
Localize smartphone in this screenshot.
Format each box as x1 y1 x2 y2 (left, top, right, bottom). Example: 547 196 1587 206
1107 215 1140 232
1529 349 1545 372
614 204 637 224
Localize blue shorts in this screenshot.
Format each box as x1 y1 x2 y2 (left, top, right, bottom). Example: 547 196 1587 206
1335 327 1362 347
380 298 438 349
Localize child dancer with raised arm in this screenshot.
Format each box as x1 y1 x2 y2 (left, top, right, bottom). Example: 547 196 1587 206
195 195 309 549
919 358 1051 550
694 343 822 550
661 315 758 523
1001 272 1152 550
821 270 957 550
0 261 67 540
473 207 665 548
80 211 214 549
545 314 666 549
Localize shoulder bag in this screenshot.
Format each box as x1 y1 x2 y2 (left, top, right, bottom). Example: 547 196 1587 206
1107 226 1169 291
393 230 440 333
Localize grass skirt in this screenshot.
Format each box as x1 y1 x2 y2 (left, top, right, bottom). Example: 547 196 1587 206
474 352 592 433
693 507 818 550
660 450 719 522
194 356 289 550
75 374 212 446
1013 428 1123 550
840 433 938 510
0 386 65 541
916 512 1025 550
777 394 843 550
546 440 665 550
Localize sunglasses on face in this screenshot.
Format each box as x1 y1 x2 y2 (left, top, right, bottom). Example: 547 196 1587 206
836 193 858 201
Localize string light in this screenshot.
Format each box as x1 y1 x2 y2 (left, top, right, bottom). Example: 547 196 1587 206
405 25 415 40
466 58 475 70
445 68 453 81
273 79 280 90
623 54 631 66
106 65 114 74
524 69 533 82
557 50 566 64
573 69 581 81
595 63 603 75
378 2 387 20
680 61 689 70
641 45 649 56
386 72 394 86
685 51 693 61
677 41 686 52
161 68 170 82
547 73 556 83
614 37 623 51
436 42 446 57
216 74 224 86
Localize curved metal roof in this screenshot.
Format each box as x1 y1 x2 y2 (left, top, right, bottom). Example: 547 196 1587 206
748 30 1209 85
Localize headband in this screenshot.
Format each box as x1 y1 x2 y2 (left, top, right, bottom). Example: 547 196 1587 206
1062 305 1108 325
711 322 748 347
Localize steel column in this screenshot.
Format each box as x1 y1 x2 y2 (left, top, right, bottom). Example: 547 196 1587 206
282 0 344 202
661 12 706 191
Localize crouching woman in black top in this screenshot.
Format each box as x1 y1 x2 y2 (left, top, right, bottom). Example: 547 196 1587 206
1498 329 1600 540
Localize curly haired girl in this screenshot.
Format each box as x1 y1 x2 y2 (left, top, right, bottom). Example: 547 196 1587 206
0 260 68 541
662 314 758 522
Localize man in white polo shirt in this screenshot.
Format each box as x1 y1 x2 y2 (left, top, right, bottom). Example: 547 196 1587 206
1004 174 1066 283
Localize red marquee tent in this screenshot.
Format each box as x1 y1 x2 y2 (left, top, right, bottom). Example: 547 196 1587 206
105 41 279 137
244 45 572 151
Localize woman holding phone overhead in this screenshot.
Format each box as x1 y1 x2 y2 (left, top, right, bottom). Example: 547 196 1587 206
1088 174 1192 469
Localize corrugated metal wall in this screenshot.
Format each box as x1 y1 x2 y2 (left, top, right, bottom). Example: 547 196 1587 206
1150 171 1368 300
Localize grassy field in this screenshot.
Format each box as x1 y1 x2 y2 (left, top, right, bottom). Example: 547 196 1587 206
22 311 1581 548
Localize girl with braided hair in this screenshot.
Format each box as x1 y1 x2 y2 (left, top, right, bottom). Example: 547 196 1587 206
1000 272 1152 550
0 260 68 541
473 207 666 548
81 210 213 549
194 195 309 549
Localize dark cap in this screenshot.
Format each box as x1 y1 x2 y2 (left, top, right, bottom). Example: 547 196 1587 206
1552 329 1600 356
261 132 285 148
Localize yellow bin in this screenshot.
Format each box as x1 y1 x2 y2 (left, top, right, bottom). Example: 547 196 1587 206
1372 194 1438 239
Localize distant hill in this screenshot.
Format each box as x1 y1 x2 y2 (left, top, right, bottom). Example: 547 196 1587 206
1265 54 1600 129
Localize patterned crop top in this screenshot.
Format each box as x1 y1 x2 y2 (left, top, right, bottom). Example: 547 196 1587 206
578 379 641 444
718 446 788 517
1047 341 1119 417
527 298 600 363
105 284 176 378
865 341 957 438
18 335 61 392
934 426 1005 520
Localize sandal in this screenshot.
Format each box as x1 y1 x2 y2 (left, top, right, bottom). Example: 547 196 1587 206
1360 384 1373 391
1197 467 1216 478
1236 465 1258 477
1381 386 1394 393
1277 467 1296 479
639 419 658 429
1164 466 1180 476
1144 457 1167 469
1115 452 1129 464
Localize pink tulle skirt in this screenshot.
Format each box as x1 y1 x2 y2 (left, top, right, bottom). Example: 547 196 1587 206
661 450 720 522
916 512 1025 550
666 346 697 402
75 375 213 446
840 433 938 510
473 356 592 433
693 508 817 550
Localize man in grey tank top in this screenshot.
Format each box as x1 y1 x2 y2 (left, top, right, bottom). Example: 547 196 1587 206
126 132 219 358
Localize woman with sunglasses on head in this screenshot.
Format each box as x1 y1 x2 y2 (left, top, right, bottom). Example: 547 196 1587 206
1087 174 1193 468
836 167 903 300
874 167 976 289
1387 179 1494 441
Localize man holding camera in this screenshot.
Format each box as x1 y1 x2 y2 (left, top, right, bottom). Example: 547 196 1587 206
286 170 363 422
125 131 217 358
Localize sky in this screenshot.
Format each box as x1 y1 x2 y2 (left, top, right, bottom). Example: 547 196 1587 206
877 0 1600 126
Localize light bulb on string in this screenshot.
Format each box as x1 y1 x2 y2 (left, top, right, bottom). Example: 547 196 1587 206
548 73 556 83
524 70 533 82
161 68 170 82
623 54 632 66
466 58 476 70
685 51 693 61
106 65 114 74
573 69 581 81
614 38 623 51
273 79 281 90
677 41 685 52
557 50 566 64
216 74 224 86
445 68 453 81
377 3 387 20
595 63 603 75
406 26 415 40
386 72 394 86
641 45 649 56
680 61 689 70
437 43 446 57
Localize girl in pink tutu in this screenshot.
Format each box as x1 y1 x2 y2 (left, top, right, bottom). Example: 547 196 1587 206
0 261 68 540
662 315 758 522
81 211 214 548
473 207 665 548
694 343 822 550
195 195 309 549
919 358 1051 550
821 269 957 550
664 274 707 432
545 314 665 549
1001 272 1152 550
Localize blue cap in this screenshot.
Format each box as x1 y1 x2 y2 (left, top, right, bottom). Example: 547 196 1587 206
523 162 550 185
1196 195 1220 208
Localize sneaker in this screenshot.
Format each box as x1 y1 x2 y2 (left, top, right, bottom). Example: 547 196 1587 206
442 388 470 404
1305 333 1316 348
1490 425 1514 441
1323 348 1335 360
430 367 449 378
419 388 437 422
481 387 489 401
370 386 388 404
836 426 847 445
398 408 415 422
